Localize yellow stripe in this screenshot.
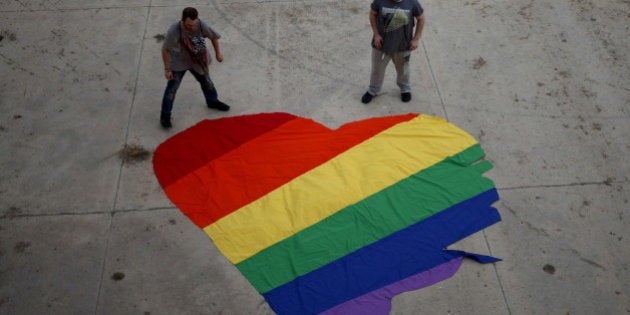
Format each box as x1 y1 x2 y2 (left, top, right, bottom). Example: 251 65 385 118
203 115 477 263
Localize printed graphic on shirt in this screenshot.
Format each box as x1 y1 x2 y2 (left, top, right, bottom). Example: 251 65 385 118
382 7 410 32
190 35 206 53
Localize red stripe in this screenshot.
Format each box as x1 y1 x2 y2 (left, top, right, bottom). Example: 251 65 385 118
156 113 419 228
153 112 297 187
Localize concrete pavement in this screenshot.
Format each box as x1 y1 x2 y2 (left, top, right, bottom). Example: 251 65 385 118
1 0 628 314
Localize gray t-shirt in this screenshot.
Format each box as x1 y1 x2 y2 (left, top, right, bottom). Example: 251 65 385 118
371 0 423 53
163 20 221 73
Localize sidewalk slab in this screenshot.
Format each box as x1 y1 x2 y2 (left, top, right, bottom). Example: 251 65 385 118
0 7 147 215
448 110 630 189
0 214 110 314
424 0 629 117
421 0 630 188
95 209 273 315
487 185 629 314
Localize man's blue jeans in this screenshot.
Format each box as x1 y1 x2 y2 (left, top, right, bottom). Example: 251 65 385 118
161 69 218 118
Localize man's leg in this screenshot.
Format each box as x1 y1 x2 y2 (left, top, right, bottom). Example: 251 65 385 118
160 70 186 127
392 51 412 102
190 69 218 104
190 70 229 111
367 48 392 96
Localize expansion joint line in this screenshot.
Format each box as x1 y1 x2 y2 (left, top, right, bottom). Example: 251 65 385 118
482 230 513 315
112 0 152 211
93 2 153 315
421 39 447 120
498 178 629 191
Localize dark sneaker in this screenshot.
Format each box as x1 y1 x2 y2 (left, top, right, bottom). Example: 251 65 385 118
361 92 374 104
160 115 172 128
401 92 412 102
208 100 230 111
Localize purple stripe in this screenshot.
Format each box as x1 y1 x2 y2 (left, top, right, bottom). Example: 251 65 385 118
321 257 463 315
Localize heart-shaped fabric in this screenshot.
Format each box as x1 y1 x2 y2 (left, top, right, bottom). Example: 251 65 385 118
153 113 500 314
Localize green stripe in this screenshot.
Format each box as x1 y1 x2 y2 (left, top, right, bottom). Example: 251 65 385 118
236 144 495 293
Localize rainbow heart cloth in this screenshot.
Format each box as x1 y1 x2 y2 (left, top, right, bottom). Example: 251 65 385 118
153 113 501 314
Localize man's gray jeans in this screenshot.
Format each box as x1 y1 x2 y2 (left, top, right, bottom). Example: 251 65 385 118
368 48 412 95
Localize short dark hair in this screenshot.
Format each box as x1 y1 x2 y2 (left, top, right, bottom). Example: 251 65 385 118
182 7 198 21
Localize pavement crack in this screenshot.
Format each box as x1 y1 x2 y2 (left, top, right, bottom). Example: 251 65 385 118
75 40 122 76
578 257 607 271
567 248 607 271
521 220 550 237
0 207 177 220
500 204 549 237
422 39 448 120
499 178 629 191
0 52 34 76
111 1 152 212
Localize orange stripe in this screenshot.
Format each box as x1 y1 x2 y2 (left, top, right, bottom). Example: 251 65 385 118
164 114 418 228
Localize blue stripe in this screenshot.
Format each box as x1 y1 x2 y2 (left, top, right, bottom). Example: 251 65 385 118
263 188 501 315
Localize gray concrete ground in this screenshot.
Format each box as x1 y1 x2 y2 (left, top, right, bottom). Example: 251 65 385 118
1 0 628 314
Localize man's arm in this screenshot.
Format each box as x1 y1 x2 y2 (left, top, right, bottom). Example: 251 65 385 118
210 38 223 62
162 47 173 80
201 21 224 63
370 9 383 49
409 14 425 51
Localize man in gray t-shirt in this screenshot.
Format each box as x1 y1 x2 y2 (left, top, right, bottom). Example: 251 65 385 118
160 7 229 128
362 0 425 104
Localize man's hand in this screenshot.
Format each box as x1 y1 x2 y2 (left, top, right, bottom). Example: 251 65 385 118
369 10 383 49
165 69 174 80
162 47 174 80
373 34 383 49
216 52 223 62
409 39 420 51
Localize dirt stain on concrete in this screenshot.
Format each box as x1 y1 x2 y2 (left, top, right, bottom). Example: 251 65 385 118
473 57 487 69
603 177 614 186
0 30 17 42
111 272 125 281
14 241 31 253
154 34 165 43
1 206 22 219
543 264 556 274
119 144 151 164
